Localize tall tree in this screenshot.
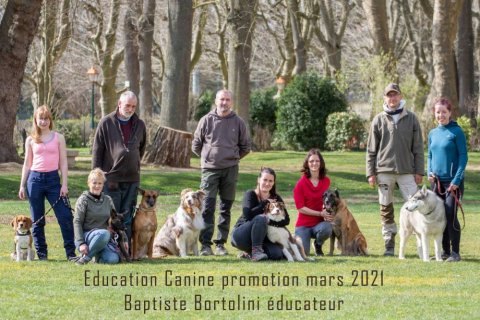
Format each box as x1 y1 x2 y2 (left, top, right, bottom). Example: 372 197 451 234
159 0 193 130
124 5 141 96
456 0 475 117
0 0 43 163
138 0 156 120
429 0 464 115
227 0 258 126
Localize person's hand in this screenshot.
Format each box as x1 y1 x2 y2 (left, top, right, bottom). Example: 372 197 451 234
368 175 376 187
447 184 458 192
18 187 26 200
428 174 436 183
79 244 89 255
320 210 334 222
415 174 423 185
60 185 69 197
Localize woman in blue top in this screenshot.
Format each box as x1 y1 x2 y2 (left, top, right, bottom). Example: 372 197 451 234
427 97 468 262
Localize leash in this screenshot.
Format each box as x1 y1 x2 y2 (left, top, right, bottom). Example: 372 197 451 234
433 177 465 231
32 195 74 226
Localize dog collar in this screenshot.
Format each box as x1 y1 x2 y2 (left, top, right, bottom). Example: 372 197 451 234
16 230 31 236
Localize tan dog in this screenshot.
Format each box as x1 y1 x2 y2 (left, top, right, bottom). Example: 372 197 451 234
152 189 206 258
131 188 159 260
11 215 34 261
265 201 312 262
323 189 368 256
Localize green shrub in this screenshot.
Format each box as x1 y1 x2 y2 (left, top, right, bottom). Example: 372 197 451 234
456 115 476 151
275 72 347 150
325 112 367 151
250 87 277 131
56 119 85 148
194 90 214 121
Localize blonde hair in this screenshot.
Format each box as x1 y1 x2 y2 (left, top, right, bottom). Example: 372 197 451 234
31 105 54 143
88 168 106 184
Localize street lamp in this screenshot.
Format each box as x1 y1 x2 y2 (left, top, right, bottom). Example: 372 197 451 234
87 66 99 129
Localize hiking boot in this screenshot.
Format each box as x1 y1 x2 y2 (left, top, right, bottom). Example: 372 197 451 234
237 251 251 259
215 244 228 256
441 252 450 260
445 252 461 262
200 246 213 256
76 255 92 265
383 248 395 256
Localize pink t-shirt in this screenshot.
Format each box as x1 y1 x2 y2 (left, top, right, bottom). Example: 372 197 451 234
293 174 331 227
30 132 60 172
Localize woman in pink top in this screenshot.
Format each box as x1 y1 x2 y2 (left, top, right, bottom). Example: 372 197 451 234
18 105 76 261
293 149 333 256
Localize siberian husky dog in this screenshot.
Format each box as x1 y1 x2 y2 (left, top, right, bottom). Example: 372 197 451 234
398 186 446 262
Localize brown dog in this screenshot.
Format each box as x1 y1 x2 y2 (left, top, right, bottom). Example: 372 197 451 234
11 215 34 261
323 189 368 256
131 188 158 260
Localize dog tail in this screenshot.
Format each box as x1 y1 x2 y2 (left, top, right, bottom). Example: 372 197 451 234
353 234 368 256
294 235 310 260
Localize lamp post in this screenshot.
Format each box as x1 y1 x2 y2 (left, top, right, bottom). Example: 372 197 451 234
87 66 99 129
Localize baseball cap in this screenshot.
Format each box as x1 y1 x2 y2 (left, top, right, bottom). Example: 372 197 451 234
383 83 401 96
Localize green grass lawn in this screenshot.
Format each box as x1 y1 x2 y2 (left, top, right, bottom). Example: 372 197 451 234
1 151 479 319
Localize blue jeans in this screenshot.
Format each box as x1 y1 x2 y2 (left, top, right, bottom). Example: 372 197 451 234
83 229 119 264
27 170 76 259
295 222 332 255
231 215 284 260
103 181 139 243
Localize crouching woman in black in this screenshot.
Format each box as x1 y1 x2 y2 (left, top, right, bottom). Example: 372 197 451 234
231 167 288 261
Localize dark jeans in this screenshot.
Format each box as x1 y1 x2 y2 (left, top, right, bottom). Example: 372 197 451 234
231 215 284 260
27 170 76 259
103 181 139 243
200 197 233 246
432 180 463 254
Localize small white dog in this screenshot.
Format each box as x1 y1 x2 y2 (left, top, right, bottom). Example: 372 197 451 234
11 215 35 261
265 201 312 262
152 189 206 258
399 186 447 262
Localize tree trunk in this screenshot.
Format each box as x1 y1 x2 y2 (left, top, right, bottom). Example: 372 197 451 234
287 0 306 75
227 0 258 128
139 0 156 120
124 5 141 96
143 126 193 168
428 0 463 117
159 0 193 130
456 0 474 117
0 0 43 163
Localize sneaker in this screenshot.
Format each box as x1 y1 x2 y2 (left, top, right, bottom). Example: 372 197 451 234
68 256 81 262
215 244 228 256
200 246 213 256
383 248 395 256
441 252 450 260
445 252 461 262
251 251 268 261
37 253 48 261
237 251 251 259
76 255 92 265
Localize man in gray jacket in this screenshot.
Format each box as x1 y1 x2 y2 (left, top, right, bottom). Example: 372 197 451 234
192 89 251 256
366 83 424 256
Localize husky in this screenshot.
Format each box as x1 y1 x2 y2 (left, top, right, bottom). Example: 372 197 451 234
398 186 446 262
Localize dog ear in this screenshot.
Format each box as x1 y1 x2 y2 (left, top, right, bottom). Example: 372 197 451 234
334 188 340 198
137 187 145 195
25 217 32 229
197 189 206 198
181 188 193 198
421 185 427 194
11 217 16 228
110 209 117 219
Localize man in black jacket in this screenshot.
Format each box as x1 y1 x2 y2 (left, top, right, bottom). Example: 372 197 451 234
92 91 147 243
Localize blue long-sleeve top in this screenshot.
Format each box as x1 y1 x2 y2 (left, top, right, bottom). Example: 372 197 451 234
428 120 468 186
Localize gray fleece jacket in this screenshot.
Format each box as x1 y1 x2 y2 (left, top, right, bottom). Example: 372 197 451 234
73 191 115 247
366 104 424 177
192 110 251 169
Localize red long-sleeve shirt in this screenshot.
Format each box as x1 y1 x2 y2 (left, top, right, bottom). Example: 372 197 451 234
293 175 331 227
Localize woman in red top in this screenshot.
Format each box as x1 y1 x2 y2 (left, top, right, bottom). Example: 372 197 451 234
293 149 333 256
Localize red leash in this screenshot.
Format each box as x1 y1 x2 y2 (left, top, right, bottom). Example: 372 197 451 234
434 178 465 231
